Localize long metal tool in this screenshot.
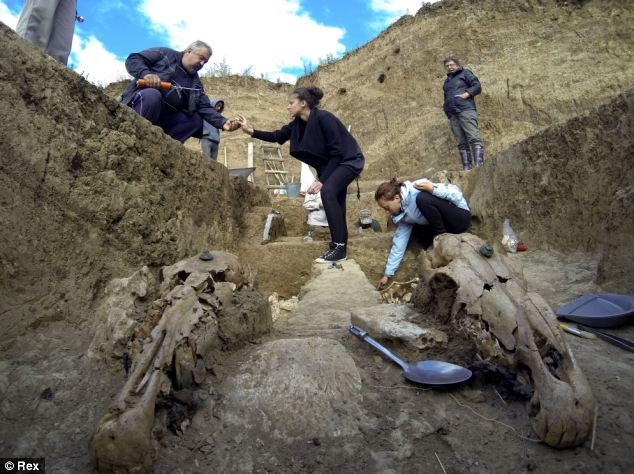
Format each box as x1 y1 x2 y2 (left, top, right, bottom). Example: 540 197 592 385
348 325 472 385
136 79 201 91
576 325 634 353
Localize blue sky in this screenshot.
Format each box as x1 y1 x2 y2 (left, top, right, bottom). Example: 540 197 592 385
0 0 434 85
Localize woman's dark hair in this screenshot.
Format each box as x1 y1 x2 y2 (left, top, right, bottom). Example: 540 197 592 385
292 86 324 108
375 178 403 201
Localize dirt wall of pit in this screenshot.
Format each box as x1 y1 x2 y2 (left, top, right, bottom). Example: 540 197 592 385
297 0 634 179
0 24 268 354
469 89 634 292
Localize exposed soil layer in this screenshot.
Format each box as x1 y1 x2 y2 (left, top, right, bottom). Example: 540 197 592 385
298 0 634 179
469 90 634 293
1 1 634 472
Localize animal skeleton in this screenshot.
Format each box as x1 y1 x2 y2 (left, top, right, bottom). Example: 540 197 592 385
415 233 594 448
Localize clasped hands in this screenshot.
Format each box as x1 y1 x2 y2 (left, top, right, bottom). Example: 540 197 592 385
223 119 241 132
223 112 246 132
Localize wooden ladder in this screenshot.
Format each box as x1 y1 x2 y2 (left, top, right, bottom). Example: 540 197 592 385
260 144 288 195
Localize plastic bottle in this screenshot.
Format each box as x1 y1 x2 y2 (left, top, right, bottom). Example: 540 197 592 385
502 219 518 253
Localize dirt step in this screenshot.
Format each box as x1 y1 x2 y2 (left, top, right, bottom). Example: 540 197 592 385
239 234 420 299
274 260 381 338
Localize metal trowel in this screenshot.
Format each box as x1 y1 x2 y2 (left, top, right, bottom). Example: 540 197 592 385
348 325 472 385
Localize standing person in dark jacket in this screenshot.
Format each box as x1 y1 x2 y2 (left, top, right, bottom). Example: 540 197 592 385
120 41 239 143
442 55 484 171
236 87 365 263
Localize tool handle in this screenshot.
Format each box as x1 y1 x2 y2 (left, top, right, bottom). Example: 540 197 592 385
348 325 407 370
559 323 596 339
137 79 172 90
348 324 367 338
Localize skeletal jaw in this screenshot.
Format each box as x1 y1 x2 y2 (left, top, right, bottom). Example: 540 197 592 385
414 233 595 448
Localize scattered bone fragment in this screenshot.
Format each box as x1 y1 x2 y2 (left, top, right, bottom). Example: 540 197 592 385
379 278 419 304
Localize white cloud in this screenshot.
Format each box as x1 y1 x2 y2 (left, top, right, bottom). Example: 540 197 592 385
138 0 346 83
1 0 350 85
0 1 18 28
371 0 426 16
70 35 129 87
369 0 440 30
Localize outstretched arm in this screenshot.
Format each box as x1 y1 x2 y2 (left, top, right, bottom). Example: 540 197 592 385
384 222 414 278
196 92 228 130
236 115 292 144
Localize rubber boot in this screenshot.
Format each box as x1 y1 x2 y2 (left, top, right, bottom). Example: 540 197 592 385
460 149 473 171
474 146 485 167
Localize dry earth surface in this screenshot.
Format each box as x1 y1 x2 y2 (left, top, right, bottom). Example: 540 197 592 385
1 0 634 472
298 0 634 180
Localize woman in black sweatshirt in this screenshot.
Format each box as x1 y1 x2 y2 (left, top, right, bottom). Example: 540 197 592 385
237 87 365 263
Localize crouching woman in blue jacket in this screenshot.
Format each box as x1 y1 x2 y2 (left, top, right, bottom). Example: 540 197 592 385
375 178 471 289
237 87 365 263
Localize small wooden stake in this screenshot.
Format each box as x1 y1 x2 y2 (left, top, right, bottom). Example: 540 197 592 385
247 142 254 183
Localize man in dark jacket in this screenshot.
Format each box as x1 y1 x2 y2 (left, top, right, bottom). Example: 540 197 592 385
120 41 238 142
442 55 484 171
